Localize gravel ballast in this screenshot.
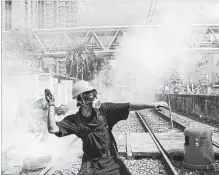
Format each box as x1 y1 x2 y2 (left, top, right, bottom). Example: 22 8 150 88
112 112 145 133
159 109 219 133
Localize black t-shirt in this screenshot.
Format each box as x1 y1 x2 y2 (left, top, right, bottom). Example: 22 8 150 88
55 102 130 159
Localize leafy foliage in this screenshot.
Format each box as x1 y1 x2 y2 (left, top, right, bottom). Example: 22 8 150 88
2 28 38 60
169 69 183 85
65 44 110 81
2 29 110 81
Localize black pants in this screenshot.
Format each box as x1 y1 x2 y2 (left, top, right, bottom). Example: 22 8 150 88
78 158 131 175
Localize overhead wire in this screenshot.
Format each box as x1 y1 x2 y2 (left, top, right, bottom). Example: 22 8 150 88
81 1 96 25
145 0 158 26
78 2 92 26
145 0 154 26
148 0 158 25
78 1 97 26
79 0 159 28
77 0 213 2
144 0 158 35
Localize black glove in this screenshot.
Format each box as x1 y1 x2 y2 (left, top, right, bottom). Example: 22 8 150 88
155 101 169 110
44 89 55 105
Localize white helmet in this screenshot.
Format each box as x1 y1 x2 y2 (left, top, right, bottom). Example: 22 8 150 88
72 80 96 99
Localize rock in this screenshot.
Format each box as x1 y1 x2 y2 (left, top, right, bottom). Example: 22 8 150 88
22 155 52 172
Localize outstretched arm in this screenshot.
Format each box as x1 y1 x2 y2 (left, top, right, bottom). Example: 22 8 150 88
129 101 169 111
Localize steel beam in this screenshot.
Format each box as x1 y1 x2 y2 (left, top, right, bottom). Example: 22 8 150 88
64 33 72 45
81 31 90 44
107 29 121 50
193 29 209 48
208 26 218 41
40 47 219 58
48 34 59 52
3 24 219 55
121 28 128 36
34 33 48 53
92 30 106 51
32 24 219 33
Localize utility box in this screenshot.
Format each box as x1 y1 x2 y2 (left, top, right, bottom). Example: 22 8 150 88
183 127 215 170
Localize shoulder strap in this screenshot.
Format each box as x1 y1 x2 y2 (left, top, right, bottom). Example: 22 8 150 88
96 109 119 154
108 127 118 153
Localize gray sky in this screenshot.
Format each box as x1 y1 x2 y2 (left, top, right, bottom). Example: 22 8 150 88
78 0 219 27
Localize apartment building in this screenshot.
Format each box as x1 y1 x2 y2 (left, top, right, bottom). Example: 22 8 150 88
191 54 219 86
1 0 78 31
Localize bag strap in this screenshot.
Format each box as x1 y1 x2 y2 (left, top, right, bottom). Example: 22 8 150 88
95 109 119 155
108 127 119 153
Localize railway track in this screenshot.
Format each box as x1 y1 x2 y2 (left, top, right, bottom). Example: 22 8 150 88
154 108 219 149
136 111 178 175
138 108 219 175
38 165 56 175
14 110 175 175
33 109 219 175
38 109 175 175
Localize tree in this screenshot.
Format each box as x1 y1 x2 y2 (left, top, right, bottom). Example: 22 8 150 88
2 29 110 81
2 28 38 60
169 69 182 85
65 44 110 81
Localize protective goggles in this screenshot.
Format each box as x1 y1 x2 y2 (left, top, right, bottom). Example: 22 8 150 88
81 90 97 101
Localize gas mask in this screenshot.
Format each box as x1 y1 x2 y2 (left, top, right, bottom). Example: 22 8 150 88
77 90 101 109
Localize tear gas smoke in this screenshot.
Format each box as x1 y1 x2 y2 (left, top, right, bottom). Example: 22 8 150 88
2 59 78 170
93 2 218 103
2 1 219 171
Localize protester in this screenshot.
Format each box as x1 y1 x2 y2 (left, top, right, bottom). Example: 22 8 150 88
45 80 168 175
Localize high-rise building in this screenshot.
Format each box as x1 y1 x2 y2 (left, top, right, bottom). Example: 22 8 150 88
189 28 219 87
191 54 219 86
1 0 78 31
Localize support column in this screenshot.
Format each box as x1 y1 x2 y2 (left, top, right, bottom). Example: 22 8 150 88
38 1 44 29
1 0 5 31
57 82 63 106
49 75 54 94
53 0 57 28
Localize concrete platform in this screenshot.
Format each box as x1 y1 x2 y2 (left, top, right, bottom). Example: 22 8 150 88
116 133 126 156
64 132 219 158
156 133 219 155
129 133 160 157
114 132 219 159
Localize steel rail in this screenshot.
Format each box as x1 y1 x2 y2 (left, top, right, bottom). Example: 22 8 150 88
154 109 219 149
154 109 186 131
213 141 219 148
38 165 56 175
136 111 179 175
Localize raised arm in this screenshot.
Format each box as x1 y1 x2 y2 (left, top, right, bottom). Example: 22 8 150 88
45 89 60 134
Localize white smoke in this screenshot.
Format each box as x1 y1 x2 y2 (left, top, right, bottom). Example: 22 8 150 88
2 59 79 172
2 0 219 172
93 1 219 103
